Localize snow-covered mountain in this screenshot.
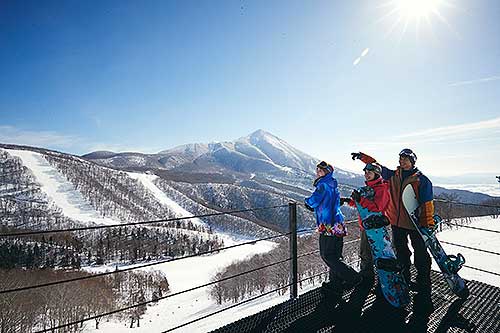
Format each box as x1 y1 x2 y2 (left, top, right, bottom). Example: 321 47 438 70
83 129 364 190
82 129 499 203
84 130 340 174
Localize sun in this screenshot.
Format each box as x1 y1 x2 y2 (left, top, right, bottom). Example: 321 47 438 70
379 0 457 39
394 0 444 20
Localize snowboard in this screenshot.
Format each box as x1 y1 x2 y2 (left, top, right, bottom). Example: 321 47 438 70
401 184 469 299
354 186 410 308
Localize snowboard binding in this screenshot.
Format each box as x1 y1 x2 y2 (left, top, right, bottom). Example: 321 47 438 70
375 258 402 273
444 253 466 274
363 214 390 230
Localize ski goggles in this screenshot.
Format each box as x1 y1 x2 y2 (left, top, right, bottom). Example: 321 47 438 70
399 148 417 162
316 161 333 172
363 163 381 174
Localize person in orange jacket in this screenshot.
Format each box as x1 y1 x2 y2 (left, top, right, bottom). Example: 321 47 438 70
351 149 435 315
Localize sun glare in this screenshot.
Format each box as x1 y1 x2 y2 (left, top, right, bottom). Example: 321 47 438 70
395 0 443 19
380 0 457 40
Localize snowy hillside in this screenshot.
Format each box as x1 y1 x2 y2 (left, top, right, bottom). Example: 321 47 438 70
1 145 278 237
8 149 121 225
83 238 278 333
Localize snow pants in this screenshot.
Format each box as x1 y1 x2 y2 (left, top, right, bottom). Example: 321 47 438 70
391 225 432 295
359 229 375 280
319 233 360 294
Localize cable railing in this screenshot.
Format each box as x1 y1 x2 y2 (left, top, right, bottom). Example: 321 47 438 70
163 257 363 333
0 204 290 237
34 255 295 333
0 231 290 295
343 183 500 208
440 241 500 257
433 198 500 210
162 283 294 333
4 202 360 333
442 222 500 234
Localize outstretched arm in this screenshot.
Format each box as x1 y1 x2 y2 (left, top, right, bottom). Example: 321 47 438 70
351 152 395 180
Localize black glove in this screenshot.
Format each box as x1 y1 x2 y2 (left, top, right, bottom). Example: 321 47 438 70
351 190 361 202
351 152 362 160
339 197 350 205
304 202 314 212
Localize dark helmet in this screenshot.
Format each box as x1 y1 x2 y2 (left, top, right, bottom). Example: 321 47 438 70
363 163 382 175
399 148 417 164
316 161 334 173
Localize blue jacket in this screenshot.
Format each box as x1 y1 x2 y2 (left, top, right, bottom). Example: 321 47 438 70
305 172 346 236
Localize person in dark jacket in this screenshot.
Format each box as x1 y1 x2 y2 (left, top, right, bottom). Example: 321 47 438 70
351 149 435 317
305 161 362 300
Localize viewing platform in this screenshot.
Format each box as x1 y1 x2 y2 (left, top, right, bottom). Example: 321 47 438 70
211 268 500 333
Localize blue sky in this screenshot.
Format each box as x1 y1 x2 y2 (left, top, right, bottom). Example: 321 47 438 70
1 0 499 177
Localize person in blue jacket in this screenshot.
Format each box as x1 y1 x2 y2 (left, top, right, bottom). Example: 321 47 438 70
305 161 362 300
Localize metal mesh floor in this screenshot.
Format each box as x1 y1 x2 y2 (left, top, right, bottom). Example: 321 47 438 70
210 269 500 333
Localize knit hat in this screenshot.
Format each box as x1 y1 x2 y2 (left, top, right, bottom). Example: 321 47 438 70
363 163 382 175
399 148 417 164
316 161 334 173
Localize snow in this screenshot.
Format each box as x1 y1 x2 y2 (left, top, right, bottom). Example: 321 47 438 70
430 216 500 288
256 131 304 165
83 238 280 332
6 149 120 225
127 172 205 226
240 131 305 172
436 183 500 197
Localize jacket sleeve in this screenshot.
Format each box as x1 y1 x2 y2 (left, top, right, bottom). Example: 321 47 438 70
418 175 435 228
359 152 377 164
358 186 390 213
305 184 326 208
381 166 395 180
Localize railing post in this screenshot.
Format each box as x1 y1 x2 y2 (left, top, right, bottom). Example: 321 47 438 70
289 201 298 299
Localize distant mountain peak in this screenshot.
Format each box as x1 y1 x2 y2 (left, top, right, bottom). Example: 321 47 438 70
245 129 278 141
82 150 117 159
250 129 272 137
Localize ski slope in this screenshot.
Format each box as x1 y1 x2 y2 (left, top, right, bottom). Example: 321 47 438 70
127 172 205 226
83 238 280 333
6 149 120 225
